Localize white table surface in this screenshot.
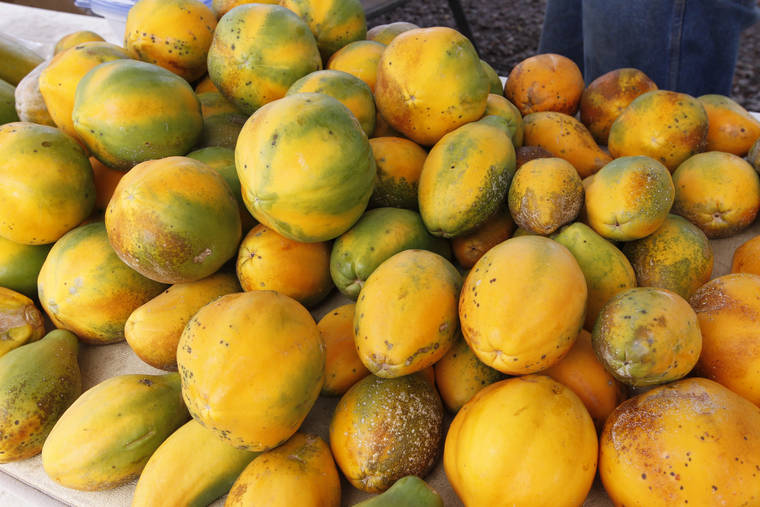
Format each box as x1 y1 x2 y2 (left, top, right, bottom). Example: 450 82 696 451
1 2 759 505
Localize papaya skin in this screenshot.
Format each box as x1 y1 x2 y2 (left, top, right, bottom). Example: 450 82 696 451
280 0 366 61
317 303 370 396
482 94 523 147
698 94 760 156
225 433 340 507
327 40 385 93
592 287 702 387
368 137 427 210
672 151 760 239
505 53 585 116
622 214 713 300
375 27 489 146
579 68 658 145
523 112 612 178
584 155 674 241
599 378 760 507
0 238 51 298
354 249 462 378
731 234 760 276
367 22 418 45
41 373 189 491
53 31 104 55
354 476 443 507
608 90 708 172
451 210 514 269
0 330 80 463
0 287 45 358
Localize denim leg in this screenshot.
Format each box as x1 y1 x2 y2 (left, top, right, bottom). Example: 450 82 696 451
538 0 585 74
581 0 760 95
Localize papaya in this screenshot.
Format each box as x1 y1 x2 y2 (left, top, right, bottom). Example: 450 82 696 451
0 122 95 245
235 92 375 242
672 151 760 238
225 433 340 507
194 75 218 93
37 222 167 345
418 119 516 238
731 234 760 276
542 329 626 430
483 94 523 147
460 236 587 375
372 109 402 138
329 372 443 493
354 249 462 377
0 237 51 298
698 94 760 156
280 0 366 60
444 375 597 507
196 91 247 150
505 53 585 116
584 155 674 241
592 287 702 387
366 21 418 45
375 27 488 146
368 137 426 209
177 291 324 451
326 40 385 93
13 60 55 127
508 157 583 235
600 378 760 507
0 34 43 86
41 373 190 491
551 222 637 330
317 303 370 396
355 476 443 507
330 207 451 299
72 59 203 171
622 214 713 299
236 224 332 307
0 330 80 463
750 137 760 171
38 42 129 144
480 60 504 96
106 156 241 284
690 274 760 406
90 156 123 211
522 111 612 177
125 0 217 82
0 79 18 125
213 0 275 18
125 272 241 371
53 31 104 55
207 4 321 114
0 287 44 358
451 210 514 269
133 419 258 507
434 334 504 412
608 90 708 172
579 68 658 145
515 145 553 168
287 69 375 136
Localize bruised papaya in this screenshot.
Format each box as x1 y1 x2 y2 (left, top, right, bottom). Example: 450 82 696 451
42 373 189 491
592 287 701 387
133 419 258 507
225 433 341 507
330 208 450 299
0 330 80 463
37 222 167 344
419 119 516 237
125 272 241 371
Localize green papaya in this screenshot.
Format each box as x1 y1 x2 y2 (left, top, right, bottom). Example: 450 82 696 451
133 419 258 507
41 373 189 491
0 34 43 86
0 236 51 298
354 476 444 507
330 207 451 299
0 78 18 125
551 222 637 330
0 329 81 463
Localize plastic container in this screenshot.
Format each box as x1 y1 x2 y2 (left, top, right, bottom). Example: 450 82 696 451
74 0 214 41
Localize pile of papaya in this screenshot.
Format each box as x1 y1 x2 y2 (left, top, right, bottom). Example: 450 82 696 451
2 0 760 504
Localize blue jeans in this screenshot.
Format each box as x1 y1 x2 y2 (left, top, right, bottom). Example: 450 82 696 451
539 0 760 96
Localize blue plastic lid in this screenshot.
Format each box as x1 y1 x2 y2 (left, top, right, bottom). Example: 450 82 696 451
76 0 213 15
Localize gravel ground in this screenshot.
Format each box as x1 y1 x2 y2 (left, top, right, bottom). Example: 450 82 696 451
370 0 760 111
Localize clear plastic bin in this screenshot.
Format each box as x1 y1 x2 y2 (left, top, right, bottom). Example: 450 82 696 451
74 0 214 41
